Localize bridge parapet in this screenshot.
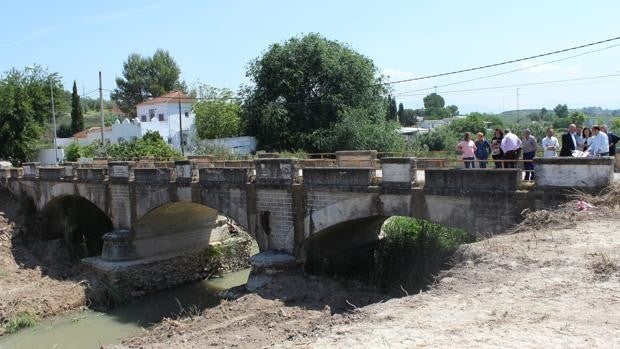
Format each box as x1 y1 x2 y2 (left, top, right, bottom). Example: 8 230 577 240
22 162 40 179
303 167 375 190
38 167 64 181
255 158 296 186
76 168 107 182
380 157 418 189
199 167 249 187
134 168 174 184
534 157 614 190
424 168 522 193
108 161 134 184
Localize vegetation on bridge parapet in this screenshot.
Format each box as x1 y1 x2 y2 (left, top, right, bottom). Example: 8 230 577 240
65 131 181 161
373 217 476 294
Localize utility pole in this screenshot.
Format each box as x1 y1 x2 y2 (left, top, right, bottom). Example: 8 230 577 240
99 71 105 145
178 96 184 156
516 88 520 123
50 77 58 164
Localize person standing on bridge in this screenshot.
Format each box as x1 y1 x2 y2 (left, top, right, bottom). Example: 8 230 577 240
601 124 620 156
456 132 477 168
474 132 491 168
542 128 560 158
500 129 521 168
560 124 578 157
588 125 610 157
521 129 537 180
490 128 504 168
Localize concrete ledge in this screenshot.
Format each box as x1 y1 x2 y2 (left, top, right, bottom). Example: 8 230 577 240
424 168 521 193
175 160 193 186
108 161 134 184
303 167 374 189
22 162 39 179
336 150 377 168
9 168 23 179
534 157 614 189
199 167 249 187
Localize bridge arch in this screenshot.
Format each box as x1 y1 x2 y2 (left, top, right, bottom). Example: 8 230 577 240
132 201 251 259
39 195 113 259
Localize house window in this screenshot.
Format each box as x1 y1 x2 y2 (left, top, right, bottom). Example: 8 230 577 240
167 137 172 144
149 109 156 119
184 111 189 117
158 113 165 121
140 115 147 122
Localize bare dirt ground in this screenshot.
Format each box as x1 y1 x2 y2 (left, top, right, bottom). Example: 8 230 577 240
113 196 620 349
0 190 90 335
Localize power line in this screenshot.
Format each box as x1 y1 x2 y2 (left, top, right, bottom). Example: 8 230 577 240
392 43 620 96
394 73 620 97
380 35 620 86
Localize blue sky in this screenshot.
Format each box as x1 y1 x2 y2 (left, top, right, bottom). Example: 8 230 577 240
2 0 619 113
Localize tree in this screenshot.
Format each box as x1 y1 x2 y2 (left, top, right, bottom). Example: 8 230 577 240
386 96 397 121
242 33 388 151
0 66 64 164
446 105 459 117
70 80 84 134
553 103 569 118
193 86 241 139
111 49 184 116
422 93 449 119
400 108 417 126
447 114 487 136
569 111 586 126
397 103 404 122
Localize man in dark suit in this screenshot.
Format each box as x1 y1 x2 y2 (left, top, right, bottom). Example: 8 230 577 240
560 123 577 157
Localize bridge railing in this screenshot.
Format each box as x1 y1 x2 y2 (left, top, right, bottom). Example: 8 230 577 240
1 152 614 191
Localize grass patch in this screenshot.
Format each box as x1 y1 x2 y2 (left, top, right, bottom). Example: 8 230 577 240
373 217 476 294
4 312 38 334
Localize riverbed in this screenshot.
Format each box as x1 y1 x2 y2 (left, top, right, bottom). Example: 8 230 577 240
0 268 251 349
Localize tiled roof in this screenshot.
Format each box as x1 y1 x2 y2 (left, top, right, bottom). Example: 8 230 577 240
73 126 112 139
135 91 194 106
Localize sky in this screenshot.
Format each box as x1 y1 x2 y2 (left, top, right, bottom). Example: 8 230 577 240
2 0 619 113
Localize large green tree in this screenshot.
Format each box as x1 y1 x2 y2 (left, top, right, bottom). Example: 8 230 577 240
553 103 569 118
242 33 388 151
111 49 184 116
193 86 241 139
0 66 64 164
422 93 449 119
70 80 84 134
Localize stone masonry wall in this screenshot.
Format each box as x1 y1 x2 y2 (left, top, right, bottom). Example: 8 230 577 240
255 188 294 253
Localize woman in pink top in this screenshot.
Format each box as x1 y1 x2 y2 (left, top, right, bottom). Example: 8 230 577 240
456 132 477 168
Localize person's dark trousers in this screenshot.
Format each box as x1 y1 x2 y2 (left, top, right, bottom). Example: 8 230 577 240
478 159 488 168
523 151 535 180
503 151 517 168
463 157 475 168
492 155 503 168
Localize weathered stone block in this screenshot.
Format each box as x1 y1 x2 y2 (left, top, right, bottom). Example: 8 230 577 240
133 168 173 184
416 158 448 168
380 157 418 188
425 168 521 193
255 158 295 186
76 168 107 183
336 150 377 167
175 160 193 186
9 168 23 179
38 167 64 181
22 162 40 179
303 168 374 189
534 157 614 190
101 229 138 261
199 167 248 187
108 161 133 184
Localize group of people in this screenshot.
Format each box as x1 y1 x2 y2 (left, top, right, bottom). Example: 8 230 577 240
456 123 619 180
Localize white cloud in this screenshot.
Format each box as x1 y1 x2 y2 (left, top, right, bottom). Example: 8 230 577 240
381 68 417 82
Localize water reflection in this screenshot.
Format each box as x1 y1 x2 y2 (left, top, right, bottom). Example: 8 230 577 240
0 268 251 349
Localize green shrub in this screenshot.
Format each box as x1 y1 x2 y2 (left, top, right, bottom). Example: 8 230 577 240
4 312 37 333
65 142 82 161
373 217 475 293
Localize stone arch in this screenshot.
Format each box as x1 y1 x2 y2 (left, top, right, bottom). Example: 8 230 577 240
39 195 114 259
304 195 381 239
131 201 250 259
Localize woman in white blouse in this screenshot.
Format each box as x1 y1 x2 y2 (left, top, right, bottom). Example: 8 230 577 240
542 127 560 158
579 127 592 151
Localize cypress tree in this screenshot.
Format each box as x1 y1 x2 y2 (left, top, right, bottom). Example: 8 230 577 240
70 80 84 134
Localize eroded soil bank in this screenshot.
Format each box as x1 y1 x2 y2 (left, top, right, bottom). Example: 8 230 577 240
111 202 620 348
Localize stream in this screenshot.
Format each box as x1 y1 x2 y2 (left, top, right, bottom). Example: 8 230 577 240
0 268 251 349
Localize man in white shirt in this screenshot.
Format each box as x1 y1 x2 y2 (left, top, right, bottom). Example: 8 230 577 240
542 127 560 158
588 125 610 156
500 129 522 168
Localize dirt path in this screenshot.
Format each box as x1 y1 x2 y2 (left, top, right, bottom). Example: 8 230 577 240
0 190 90 334
112 204 620 349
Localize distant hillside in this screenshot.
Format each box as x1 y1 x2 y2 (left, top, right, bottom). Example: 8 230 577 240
502 107 620 117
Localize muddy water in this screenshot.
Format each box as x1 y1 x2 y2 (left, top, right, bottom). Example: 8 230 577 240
0 268 251 349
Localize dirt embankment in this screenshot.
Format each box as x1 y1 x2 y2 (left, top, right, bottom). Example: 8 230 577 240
112 199 620 349
0 190 93 334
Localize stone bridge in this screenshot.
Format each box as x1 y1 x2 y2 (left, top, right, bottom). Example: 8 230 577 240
0 153 614 272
